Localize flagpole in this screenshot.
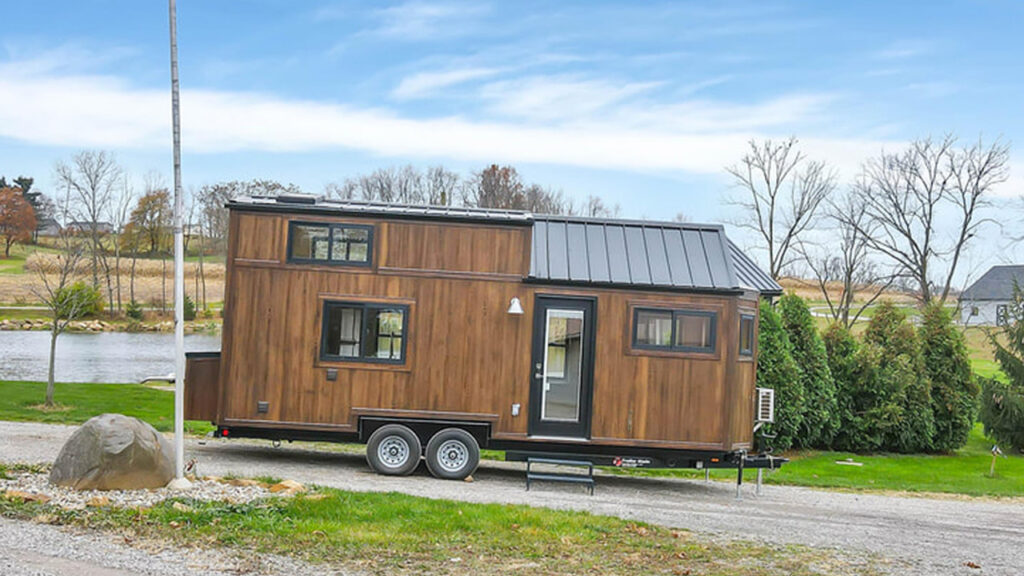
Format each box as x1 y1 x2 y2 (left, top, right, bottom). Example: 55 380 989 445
168 0 189 489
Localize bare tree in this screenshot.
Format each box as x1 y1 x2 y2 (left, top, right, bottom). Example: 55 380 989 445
110 175 135 312
54 151 122 292
423 165 459 205
801 189 895 328
463 165 526 209
727 137 837 279
31 199 91 407
848 135 1009 304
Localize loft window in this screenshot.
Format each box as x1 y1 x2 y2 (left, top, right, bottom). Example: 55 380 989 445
633 308 717 354
289 221 372 266
321 301 407 364
739 313 755 357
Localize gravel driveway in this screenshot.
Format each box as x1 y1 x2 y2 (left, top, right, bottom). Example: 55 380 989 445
3 421 1023 575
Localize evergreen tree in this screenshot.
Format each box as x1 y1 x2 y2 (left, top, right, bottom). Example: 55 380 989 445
980 284 1024 452
756 300 804 451
863 303 935 452
822 323 859 450
779 293 839 448
919 303 978 451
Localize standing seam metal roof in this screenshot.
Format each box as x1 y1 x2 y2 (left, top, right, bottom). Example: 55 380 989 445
529 217 778 294
959 265 1024 301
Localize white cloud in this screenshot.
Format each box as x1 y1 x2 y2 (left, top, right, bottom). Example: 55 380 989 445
872 39 934 61
369 1 490 41
479 76 664 122
392 67 500 99
0 56 905 181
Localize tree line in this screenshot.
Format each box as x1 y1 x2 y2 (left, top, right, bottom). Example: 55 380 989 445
729 134 1010 317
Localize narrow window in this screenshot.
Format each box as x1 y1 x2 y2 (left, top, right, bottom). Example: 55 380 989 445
633 308 717 354
321 301 407 363
289 221 373 266
739 314 755 357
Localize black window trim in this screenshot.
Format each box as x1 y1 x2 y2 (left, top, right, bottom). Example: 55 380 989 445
739 313 756 357
632 307 717 354
320 300 409 365
287 220 374 267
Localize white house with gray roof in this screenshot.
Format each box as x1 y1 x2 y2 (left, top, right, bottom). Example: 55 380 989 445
959 265 1024 326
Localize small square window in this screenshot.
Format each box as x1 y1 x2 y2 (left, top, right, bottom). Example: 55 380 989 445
321 301 407 364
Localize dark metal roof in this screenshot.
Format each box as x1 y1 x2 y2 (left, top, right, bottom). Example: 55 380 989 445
960 265 1024 301
228 195 534 226
530 216 777 295
728 240 784 296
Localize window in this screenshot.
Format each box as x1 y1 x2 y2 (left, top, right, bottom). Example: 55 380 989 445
997 304 1009 327
321 301 407 363
289 221 372 266
970 306 979 317
633 308 716 353
739 314 755 357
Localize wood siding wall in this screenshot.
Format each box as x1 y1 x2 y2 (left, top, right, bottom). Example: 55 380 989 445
216 210 756 451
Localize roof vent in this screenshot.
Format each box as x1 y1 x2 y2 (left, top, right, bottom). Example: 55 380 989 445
276 193 319 205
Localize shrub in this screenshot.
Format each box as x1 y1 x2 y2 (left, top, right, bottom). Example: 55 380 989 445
756 300 803 451
779 294 838 448
125 299 144 321
822 323 859 451
54 281 104 319
862 303 934 453
980 283 1024 452
919 303 978 452
184 295 196 321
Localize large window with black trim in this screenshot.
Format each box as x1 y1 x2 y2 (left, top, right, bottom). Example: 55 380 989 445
288 221 372 266
633 308 717 353
321 301 407 364
739 313 755 357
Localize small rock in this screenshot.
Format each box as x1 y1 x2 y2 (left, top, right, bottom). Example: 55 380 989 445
171 501 193 512
225 478 262 487
464 475 474 483
87 496 111 507
269 480 305 494
4 490 51 504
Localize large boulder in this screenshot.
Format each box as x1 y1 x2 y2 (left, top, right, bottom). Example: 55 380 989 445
50 413 174 490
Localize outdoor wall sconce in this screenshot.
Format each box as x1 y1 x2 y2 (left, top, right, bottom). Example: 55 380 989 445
507 297 524 315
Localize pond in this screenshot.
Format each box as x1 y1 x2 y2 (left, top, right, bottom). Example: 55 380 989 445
0 330 222 383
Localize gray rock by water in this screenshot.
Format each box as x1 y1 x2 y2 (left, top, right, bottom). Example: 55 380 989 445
49 413 174 490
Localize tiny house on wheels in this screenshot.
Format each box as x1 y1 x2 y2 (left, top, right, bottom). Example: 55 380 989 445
185 195 784 482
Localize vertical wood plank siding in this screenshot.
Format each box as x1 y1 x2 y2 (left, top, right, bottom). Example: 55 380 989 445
215 211 755 450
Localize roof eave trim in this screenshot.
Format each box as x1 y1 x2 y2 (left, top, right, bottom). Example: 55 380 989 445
523 276 746 296
227 201 536 227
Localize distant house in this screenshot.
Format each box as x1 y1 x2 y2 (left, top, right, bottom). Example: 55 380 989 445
66 221 114 235
959 265 1024 326
36 217 62 237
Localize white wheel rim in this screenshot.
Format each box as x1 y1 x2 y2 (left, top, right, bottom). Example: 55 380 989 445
378 436 410 468
437 439 469 472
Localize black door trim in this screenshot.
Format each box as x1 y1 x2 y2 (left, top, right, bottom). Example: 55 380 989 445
528 295 597 438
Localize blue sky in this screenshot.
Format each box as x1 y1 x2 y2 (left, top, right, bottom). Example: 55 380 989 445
1 1 1022 278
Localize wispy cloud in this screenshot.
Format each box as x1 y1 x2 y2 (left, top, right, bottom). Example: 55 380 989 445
873 39 934 60
392 67 501 99
0 56 893 180
478 76 664 122
369 1 491 41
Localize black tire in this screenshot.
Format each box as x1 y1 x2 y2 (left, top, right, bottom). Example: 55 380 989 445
366 424 421 476
425 428 480 480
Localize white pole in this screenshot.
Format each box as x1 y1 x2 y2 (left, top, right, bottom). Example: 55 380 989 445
168 0 189 488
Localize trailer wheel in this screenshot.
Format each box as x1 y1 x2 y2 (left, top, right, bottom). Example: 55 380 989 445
425 428 480 480
366 424 421 476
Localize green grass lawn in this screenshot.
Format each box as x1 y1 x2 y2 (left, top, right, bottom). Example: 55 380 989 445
0 488 872 576
0 380 213 435
610 423 1023 498
0 243 63 274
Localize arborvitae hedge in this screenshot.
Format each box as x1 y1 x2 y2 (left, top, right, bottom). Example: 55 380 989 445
756 300 803 451
862 303 935 453
919 303 978 452
779 294 838 448
822 323 860 451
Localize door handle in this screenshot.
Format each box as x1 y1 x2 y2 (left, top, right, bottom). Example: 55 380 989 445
534 373 543 379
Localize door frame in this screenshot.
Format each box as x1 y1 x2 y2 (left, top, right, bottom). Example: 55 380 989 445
528 294 598 438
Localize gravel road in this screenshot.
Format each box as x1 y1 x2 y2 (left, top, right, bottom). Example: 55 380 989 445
3 421 1023 575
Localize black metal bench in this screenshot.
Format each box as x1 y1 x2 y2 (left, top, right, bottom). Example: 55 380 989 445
525 457 595 495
